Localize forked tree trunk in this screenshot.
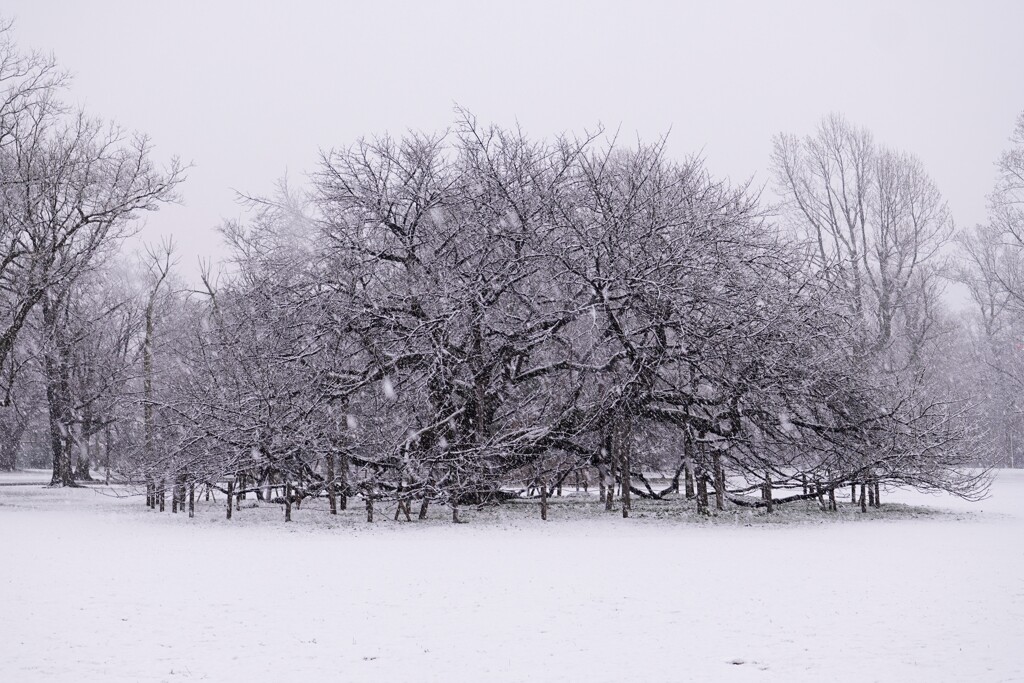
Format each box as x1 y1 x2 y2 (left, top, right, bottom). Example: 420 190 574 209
394 499 412 522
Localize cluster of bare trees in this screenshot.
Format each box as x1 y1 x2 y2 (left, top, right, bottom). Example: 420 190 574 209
0 22 182 482
109 111 987 521
957 112 1024 469
0 20 1000 521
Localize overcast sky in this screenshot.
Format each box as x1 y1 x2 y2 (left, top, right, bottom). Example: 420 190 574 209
4 1 1023 285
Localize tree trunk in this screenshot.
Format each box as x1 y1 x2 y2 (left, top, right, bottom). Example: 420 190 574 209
418 496 430 520
326 453 337 515
540 479 548 521
873 481 881 507
764 473 774 514
859 483 867 513
284 481 292 522
188 482 195 518
683 432 695 499
338 451 349 510
712 451 725 511
226 479 234 520
365 491 374 523
696 468 709 515
104 423 112 485
827 486 836 512
619 414 632 519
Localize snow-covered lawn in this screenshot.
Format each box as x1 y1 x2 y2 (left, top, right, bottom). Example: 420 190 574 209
1 471 1022 682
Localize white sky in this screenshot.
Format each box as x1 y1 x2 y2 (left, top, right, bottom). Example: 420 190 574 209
4 1 1023 287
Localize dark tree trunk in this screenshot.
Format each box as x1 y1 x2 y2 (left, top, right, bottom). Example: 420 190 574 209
873 481 881 507
712 451 725 511
418 496 430 520
326 453 337 515
338 451 349 510
696 469 709 515
859 483 867 513
44 295 75 488
284 481 292 522
226 479 234 520
188 482 195 518
827 486 836 512
104 423 112 485
764 473 774 514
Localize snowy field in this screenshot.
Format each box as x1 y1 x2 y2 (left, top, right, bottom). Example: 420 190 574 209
1 471 1022 682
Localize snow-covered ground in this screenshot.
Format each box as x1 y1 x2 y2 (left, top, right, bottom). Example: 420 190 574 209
1 471 1021 682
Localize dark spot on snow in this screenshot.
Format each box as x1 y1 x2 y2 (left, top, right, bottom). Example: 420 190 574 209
730 659 745 665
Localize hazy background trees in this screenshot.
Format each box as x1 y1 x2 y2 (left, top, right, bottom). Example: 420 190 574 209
0 21 182 483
